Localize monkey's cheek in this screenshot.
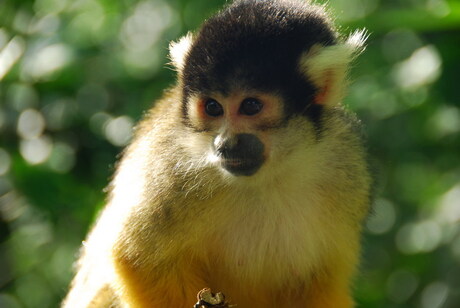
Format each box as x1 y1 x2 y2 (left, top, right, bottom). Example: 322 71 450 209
220 158 264 176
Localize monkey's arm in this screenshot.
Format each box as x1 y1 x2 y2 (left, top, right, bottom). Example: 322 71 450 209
108 130 210 307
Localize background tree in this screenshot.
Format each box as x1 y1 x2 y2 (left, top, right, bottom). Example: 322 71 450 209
0 0 459 307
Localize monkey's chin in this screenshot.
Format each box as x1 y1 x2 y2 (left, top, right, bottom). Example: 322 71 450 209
220 159 263 177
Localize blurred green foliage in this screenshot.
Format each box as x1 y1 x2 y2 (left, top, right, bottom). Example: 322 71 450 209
0 0 459 307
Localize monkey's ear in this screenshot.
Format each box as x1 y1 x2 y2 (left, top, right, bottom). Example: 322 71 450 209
300 30 368 106
169 32 194 73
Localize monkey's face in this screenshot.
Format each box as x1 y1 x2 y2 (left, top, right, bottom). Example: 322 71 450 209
183 91 296 177
171 0 367 178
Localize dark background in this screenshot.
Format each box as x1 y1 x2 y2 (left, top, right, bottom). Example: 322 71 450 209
0 0 459 307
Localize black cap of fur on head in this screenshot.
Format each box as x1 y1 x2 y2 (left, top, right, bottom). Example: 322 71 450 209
181 0 337 116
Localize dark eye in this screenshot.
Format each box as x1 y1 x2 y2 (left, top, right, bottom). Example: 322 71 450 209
204 99 224 117
239 98 263 116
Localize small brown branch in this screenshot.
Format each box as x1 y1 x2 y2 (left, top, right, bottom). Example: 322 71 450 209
194 288 233 308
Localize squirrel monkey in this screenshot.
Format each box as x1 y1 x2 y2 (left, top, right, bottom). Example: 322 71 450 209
63 0 371 307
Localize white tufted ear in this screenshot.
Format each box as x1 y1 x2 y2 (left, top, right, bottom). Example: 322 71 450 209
168 32 194 74
299 30 368 106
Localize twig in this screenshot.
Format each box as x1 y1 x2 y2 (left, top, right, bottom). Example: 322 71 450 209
193 288 233 308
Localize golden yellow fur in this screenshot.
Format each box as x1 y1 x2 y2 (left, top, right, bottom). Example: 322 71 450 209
63 1 370 307
63 87 370 308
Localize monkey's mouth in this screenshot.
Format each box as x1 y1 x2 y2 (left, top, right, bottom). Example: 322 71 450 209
220 158 263 176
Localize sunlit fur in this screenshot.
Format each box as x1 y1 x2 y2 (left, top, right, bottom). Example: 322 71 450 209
299 30 368 106
63 1 371 307
168 32 193 74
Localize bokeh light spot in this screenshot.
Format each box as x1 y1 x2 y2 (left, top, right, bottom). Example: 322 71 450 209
120 0 174 53
90 112 112 136
19 136 53 165
22 43 73 80
0 148 12 176
0 36 26 80
429 105 460 138
17 109 46 140
6 83 39 111
104 116 134 147
386 269 419 303
366 198 397 235
396 220 442 254
47 142 76 173
426 0 451 17
381 29 423 63
436 183 460 224
393 45 442 89
0 294 21 308
420 281 449 308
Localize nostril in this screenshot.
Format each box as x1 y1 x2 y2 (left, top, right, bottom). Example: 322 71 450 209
235 134 259 149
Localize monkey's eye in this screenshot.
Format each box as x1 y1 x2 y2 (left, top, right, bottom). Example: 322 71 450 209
204 99 224 117
239 98 263 116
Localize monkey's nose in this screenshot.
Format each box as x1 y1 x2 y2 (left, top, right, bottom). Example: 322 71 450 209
213 134 238 154
213 133 265 176
214 134 263 158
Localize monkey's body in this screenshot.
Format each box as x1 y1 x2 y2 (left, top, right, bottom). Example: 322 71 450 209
63 1 371 307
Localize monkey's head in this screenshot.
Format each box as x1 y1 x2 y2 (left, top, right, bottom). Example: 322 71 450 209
169 0 366 178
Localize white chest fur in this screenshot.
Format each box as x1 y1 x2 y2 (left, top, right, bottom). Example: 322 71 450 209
202 169 355 289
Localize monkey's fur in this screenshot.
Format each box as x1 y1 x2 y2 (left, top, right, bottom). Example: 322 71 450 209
63 0 371 307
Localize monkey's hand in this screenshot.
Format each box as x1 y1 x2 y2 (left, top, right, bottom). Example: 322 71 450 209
193 288 232 308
